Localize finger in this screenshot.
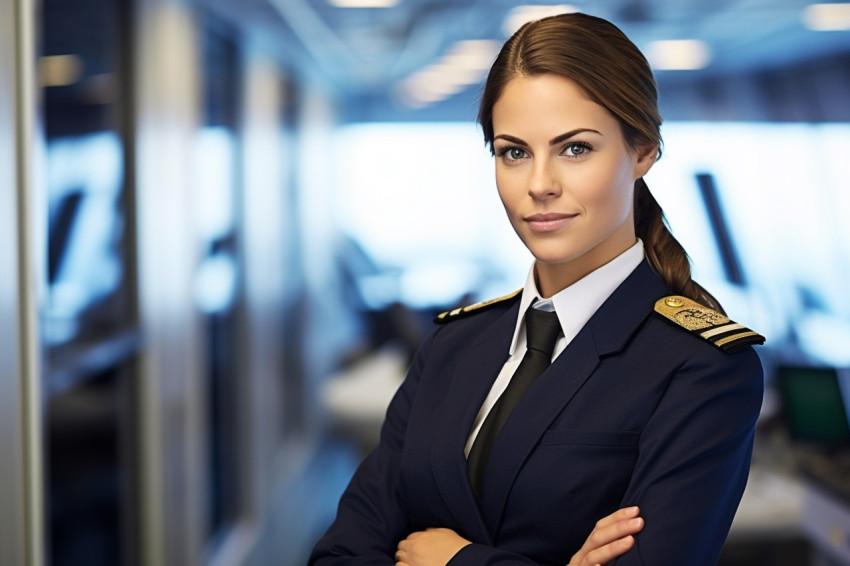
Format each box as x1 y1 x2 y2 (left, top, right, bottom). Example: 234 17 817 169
583 517 644 554
593 506 640 530
584 535 636 565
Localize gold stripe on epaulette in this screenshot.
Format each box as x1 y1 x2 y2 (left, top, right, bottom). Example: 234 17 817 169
461 289 522 313
700 323 745 339
435 289 521 324
714 331 760 348
654 295 765 353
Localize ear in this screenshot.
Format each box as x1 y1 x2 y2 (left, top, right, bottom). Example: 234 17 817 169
632 143 657 179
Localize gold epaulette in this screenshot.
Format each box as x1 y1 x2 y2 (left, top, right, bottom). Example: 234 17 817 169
654 295 765 353
434 289 522 324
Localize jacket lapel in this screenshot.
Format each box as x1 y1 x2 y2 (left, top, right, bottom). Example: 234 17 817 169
430 299 520 545
477 261 669 534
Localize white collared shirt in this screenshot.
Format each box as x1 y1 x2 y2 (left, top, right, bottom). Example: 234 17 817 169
464 239 646 457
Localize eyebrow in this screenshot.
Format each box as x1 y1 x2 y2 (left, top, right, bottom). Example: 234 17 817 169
493 128 602 147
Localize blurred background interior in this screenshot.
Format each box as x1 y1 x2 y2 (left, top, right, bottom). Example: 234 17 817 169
2 0 850 564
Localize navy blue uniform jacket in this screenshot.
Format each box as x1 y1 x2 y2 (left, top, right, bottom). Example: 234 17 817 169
310 261 764 565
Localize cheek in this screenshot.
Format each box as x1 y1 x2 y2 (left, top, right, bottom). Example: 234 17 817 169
577 165 634 219
495 170 520 211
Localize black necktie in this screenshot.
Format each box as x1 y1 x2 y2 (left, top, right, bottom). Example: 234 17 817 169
467 307 561 500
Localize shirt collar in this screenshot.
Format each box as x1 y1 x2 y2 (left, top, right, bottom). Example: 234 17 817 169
508 239 646 356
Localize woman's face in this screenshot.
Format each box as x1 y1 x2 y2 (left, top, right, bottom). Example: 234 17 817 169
491 73 655 287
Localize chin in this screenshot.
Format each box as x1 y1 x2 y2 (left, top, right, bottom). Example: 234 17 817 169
526 237 620 271
527 245 585 266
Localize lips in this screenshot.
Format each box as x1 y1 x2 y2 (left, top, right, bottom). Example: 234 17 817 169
524 212 577 232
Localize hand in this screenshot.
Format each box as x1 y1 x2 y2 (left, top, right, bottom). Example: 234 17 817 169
567 506 644 566
395 527 472 566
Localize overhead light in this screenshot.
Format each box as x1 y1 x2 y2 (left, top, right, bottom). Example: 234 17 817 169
39 54 84 87
396 39 500 108
396 82 453 109
444 40 501 72
503 5 580 36
645 39 711 71
328 0 399 7
802 3 850 31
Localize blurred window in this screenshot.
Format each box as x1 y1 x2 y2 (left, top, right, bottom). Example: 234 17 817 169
40 0 139 564
333 121 850 365
653 122 850 366
333 122 530 309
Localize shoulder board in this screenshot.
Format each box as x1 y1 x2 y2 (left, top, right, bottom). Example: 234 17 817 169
654 295 765 353
434 289 522 325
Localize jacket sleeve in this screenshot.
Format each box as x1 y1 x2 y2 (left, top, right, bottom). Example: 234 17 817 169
308 330 438 565
612 345 764 566
446 544 546 566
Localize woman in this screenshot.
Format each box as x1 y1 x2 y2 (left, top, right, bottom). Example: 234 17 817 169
310 12 764 566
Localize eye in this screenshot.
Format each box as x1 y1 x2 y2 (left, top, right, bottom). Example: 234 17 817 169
496 146 529 163
563 142 592 158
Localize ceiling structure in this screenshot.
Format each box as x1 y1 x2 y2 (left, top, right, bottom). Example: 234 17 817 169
213 0 850 119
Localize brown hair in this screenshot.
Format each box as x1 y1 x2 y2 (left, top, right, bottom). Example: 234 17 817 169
479 12 722 311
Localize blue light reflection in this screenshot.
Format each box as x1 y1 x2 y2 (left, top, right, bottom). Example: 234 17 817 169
44 132 124 344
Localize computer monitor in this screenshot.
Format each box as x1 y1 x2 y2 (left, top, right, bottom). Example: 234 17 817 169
777 365 850 447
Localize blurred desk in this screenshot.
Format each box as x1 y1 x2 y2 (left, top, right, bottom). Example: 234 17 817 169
802 480 850 565
320 347 407 451
794 448 850 565
730 466 804 540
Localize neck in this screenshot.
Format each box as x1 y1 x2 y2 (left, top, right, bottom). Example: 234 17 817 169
534 237 637 298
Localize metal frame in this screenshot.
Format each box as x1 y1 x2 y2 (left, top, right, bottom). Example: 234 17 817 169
0 0 44 565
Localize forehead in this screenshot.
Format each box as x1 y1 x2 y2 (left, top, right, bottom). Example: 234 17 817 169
492 74 619 137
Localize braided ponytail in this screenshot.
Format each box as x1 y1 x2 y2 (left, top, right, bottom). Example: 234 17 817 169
634 178 723 312
479 13 721 311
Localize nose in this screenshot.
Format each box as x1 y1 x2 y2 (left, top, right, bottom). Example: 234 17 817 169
527 158 561 200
